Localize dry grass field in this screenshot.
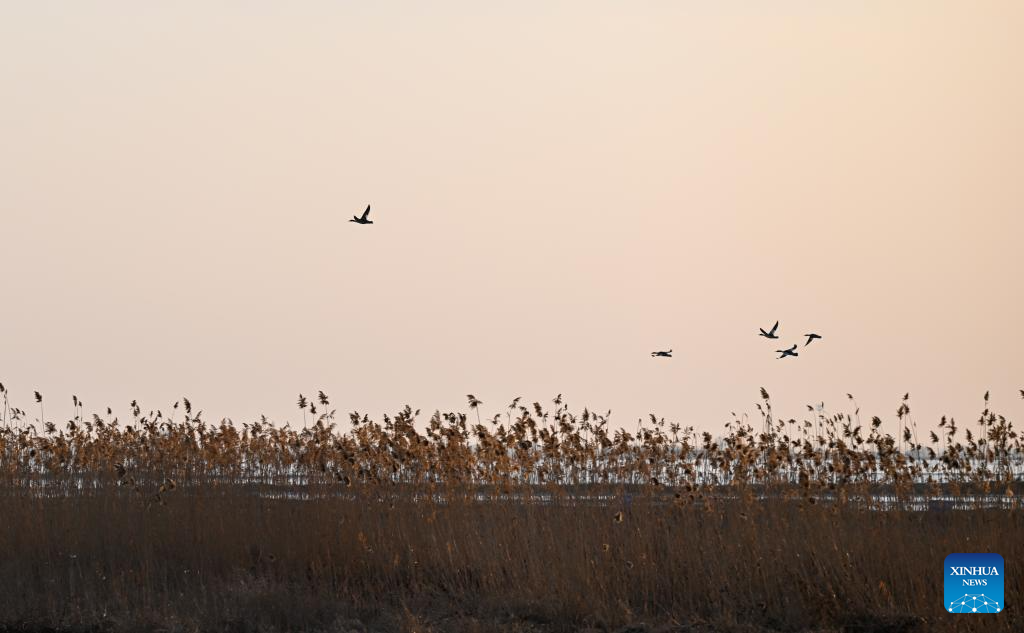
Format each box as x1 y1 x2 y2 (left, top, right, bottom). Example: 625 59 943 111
0 387 1021 632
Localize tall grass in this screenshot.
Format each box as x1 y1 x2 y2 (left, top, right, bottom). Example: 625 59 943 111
0 388 1021 632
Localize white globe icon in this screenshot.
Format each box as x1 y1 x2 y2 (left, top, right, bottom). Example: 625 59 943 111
948 594 1002 614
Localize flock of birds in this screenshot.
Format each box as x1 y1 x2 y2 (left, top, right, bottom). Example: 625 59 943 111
650 321 822 360
757 320 822 359
350 204 823 363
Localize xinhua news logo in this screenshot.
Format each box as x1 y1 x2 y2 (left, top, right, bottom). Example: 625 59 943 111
945 553 1004 614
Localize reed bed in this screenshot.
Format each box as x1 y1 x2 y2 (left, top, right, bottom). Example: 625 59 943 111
0 386 1021 632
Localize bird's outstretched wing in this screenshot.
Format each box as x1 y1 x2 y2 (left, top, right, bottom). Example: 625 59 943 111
769 321 779 335
360 205 371 221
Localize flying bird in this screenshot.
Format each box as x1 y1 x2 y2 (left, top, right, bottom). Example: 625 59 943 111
759 321 780 339
651 350 673 358
350 205 373 224
804 333 822 346
776 344 799 359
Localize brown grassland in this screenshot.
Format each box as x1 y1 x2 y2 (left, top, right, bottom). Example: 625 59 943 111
0 386 1021 632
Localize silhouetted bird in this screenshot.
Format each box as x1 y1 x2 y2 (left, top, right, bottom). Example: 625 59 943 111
776 344 798 359
350 205 373 224
804 333 822 346
759 321 780 339
651 350 673 358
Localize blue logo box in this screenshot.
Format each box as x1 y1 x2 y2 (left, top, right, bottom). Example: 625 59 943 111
945 553 1004 614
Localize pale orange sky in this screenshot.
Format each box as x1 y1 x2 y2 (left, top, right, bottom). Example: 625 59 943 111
1 3 1022 434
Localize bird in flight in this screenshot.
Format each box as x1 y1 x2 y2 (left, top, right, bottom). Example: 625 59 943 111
350 205 373 224
759 321 780 339
776 344 799 359
651 350 673 358
804 333 822 346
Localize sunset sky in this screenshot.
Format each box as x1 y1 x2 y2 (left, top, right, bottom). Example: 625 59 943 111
1 2 1022 433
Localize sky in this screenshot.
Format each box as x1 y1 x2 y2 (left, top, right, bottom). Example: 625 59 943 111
1 2 1022 435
